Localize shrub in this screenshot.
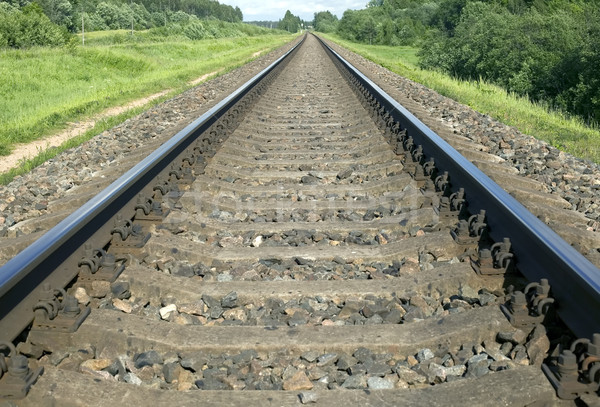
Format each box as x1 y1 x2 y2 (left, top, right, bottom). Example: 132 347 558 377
0 2 70 48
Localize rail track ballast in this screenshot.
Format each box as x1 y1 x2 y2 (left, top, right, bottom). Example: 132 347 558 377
0 33 599 405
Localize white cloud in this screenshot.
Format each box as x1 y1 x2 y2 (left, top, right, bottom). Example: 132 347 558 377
219 0 365 22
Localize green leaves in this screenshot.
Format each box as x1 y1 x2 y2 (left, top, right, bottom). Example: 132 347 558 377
313 11 338 33
419 1 600 125
278 10 302 33
0 3 69 47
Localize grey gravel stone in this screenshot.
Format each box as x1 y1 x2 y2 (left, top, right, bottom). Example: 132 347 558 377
336 354 357 371
110 282 131 299
500 341 513 356
301 350 320 363
459 286 479 303
367 376 394 389
123 372 142 385
468 353 489 365
478 291 497 306
221 291 238 308
465 359 490 378
49 350 70 366
427 362 447 383
353 347 373 363
347 364 368 376
317 353 338 367
444 365 466 377
195 378 229 390
416 348 434 362
396 366 427 384
179 353 209 372
511 344 529 364
134 350 163 369
170 262 195 277
231 349 258 365
366 362 392 377
336 168 353 180
162 362 180 383
497 329 527 345
299 391 319 404
341 374 367 389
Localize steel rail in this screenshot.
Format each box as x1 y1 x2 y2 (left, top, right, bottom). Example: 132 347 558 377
316 34 600 339
0 36 304 343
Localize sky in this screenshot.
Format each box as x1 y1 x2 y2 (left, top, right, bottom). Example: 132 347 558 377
218 0 366 22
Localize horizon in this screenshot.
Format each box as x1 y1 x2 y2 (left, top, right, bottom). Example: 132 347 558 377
217 0 366 22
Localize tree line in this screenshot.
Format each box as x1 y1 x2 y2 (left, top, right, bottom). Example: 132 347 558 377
0 0 242 47
313 0 600 126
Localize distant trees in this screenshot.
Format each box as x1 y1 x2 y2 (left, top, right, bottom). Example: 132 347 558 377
74 0 242 32
0 2 70 47
311 0 600 125
313 11 337 33
278 10 301 33
246 20 278 29
1 0 244 45
335 2 431 46
419 1 600 124
38 0 74 29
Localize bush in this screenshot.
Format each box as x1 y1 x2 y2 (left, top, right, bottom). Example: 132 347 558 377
183 20 208 39
0 2 70 48
419 1 599 124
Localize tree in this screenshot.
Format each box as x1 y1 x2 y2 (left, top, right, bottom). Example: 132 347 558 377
278 10 301 33
38 0 74 29
95 1 120 28
313 10 337 33
430 0 466 35
0 2 70 47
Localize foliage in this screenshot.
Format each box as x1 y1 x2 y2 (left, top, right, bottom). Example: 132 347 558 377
38 0 74 29
246 21 278 29
419 1 600 124
324 0 600 123
133 19 285 42
312 11 337 33
553 6 600 124
278 10 302 33
1 0 244 46
430 0 466 35
0 2 70 47
333 1 430 46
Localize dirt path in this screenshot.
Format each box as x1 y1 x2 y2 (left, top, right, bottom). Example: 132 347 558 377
0 70 222 174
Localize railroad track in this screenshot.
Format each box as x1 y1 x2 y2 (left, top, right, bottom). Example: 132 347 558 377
0 33 599 405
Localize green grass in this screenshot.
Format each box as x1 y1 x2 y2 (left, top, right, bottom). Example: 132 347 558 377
0 31 295 161
0 104 149 184
320 33 600 163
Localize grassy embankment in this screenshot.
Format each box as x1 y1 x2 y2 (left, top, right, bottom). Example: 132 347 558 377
0 27 296 184
320 33 600 164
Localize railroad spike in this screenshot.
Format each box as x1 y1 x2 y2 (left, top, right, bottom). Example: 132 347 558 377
133 194 168 228
500 278 555 328
471 237 514 275
542 333 600 400
451 209 488 246
152 177 170 200
435 171 450 195
109 215 150 256
31 284 90 334
0 342 43 399
78 245 125 286
439 187 466 219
